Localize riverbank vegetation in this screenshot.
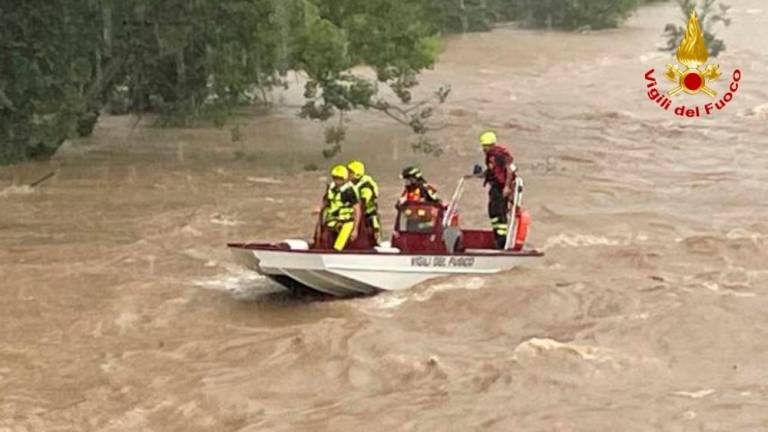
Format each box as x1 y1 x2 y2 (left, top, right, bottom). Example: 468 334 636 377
1 0 726 165
660 0 731 58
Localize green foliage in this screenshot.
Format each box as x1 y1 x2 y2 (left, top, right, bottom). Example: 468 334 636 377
435 0 494 33
296 0 447 157
425 0 519 33
411 135 444 157
233 149 260 162
3 0 656 165
1 1 103 164
512 0 640 30
1 0 447 164
426 0 655 33
661 0 731 57
114 0 289 114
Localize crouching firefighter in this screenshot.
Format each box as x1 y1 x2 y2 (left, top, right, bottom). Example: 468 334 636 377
477 131 517 249
397 166 444 232
347 160 381 243
397 166 441 207
320 165 362 251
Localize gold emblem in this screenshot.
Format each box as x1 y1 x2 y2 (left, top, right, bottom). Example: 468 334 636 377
665 10 721 97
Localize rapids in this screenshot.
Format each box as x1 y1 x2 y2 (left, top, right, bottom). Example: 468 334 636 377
2 1 768 430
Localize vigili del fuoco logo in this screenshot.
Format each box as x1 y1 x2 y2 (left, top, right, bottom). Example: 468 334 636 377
644 10 741 117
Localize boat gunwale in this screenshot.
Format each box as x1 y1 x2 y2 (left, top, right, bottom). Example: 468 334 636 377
227 242 545 258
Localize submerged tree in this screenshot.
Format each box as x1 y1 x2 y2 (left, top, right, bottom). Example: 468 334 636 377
426 0 645 33
512 0 640 30
2 0 661 165
0 1 105 164
426 0 516 33
661 0 731 57
1 0 447 164
297 0 449 156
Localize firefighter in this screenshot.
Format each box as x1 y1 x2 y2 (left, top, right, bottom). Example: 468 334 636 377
320 165 362 251
478 131 516 249
396 166 443 232
347 160 381 243
397 166 441 207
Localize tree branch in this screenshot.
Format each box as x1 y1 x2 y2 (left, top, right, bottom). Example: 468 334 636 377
84 55 126 105
0 88 15 111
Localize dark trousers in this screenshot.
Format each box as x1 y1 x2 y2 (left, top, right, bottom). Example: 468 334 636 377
366 214 381 242
488 185 509 249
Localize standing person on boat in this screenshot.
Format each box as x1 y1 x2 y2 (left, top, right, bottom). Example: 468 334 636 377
347 160 381 243
396 166 441 208
477 131 517 249
320 165 362 251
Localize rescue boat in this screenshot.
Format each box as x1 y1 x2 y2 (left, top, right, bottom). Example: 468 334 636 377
228 176 543 297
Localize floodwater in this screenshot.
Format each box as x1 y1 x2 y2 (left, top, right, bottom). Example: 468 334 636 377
2 2 768 431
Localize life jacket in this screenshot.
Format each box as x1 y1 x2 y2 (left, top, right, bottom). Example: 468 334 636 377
402 183 439 203
485 144 514 187
325 182 358 225
353 174 379 216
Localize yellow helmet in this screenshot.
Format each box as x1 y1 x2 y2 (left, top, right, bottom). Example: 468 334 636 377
330 164 349 179
347 160 365 179
479 131 497 147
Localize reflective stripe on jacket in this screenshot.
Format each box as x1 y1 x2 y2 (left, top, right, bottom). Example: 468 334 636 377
354 174 379 216
402 183 440 203
325 182 359 224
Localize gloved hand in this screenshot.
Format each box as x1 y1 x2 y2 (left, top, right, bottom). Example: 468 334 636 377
472 164 484 176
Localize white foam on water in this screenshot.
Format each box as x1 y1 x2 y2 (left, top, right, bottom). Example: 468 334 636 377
247 176 283 184
115 312 140 334
0 185 34 197
724 290 757 298
357 276 488 314
100 355 119 374
542 233 623 250
672 389 716 399
209 213 242 226
371 294 410 310
725 228 764 242
413 277 486 302
542 231 650 251
699 281 757 298
740 103 768 119
180 225 203 237
513 337 620 366
194 268 281 299
356 292 411 317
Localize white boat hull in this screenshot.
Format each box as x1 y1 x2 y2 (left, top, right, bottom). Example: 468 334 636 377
230 245 542 297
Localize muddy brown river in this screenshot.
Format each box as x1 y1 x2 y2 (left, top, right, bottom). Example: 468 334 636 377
2 2 768 431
